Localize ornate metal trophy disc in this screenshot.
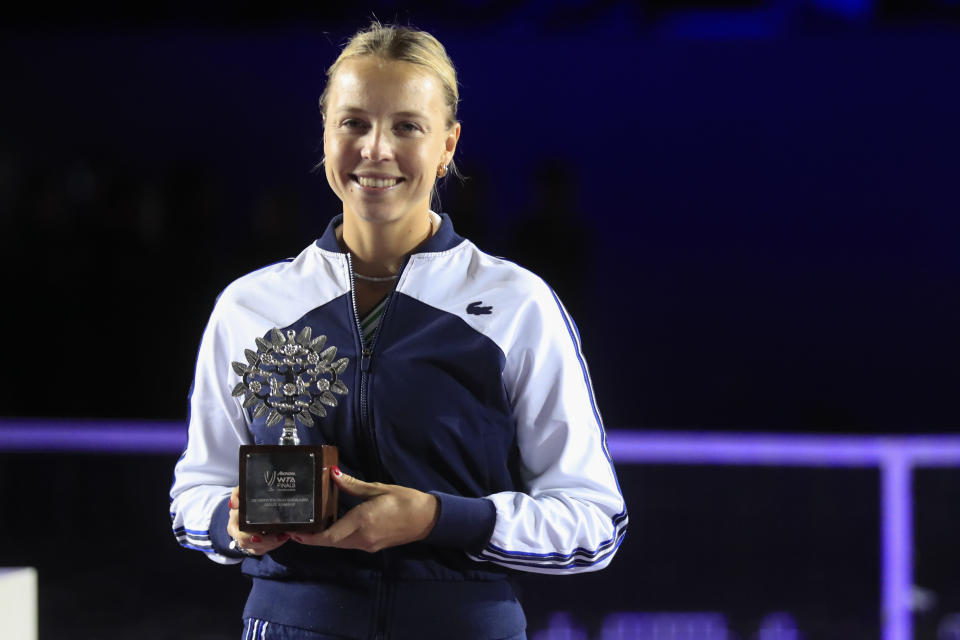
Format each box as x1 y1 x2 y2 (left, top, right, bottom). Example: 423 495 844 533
230 326 349 533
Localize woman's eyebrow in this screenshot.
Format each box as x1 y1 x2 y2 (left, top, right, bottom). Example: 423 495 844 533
392 110 429 120
334 107 428 120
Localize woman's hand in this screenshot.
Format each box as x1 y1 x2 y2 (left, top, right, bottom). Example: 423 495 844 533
225 486 290 555
289 467 440 553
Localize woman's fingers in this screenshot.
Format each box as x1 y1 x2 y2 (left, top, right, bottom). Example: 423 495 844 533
225 485 289 555
226 488 242 540
230 531 290 556
289 482 439 553
331 467 388 498
290 508 366 549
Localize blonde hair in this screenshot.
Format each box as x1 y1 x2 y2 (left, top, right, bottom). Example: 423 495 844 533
320 22 462 182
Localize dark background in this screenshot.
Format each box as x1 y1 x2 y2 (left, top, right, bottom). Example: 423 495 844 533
1 1 958 638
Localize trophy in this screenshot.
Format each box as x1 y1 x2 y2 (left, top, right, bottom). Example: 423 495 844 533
230 326 349 533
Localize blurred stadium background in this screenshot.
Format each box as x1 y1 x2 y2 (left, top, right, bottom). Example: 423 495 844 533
1 1 958 638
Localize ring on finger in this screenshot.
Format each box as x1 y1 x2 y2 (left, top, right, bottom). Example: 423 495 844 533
229 538 255 555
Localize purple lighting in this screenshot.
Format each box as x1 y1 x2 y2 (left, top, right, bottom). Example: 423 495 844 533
0 418 187 453
883 454 912 640
5 420 960 640
606 430 960 467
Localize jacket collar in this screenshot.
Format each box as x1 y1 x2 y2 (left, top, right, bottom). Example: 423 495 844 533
315 213 463 254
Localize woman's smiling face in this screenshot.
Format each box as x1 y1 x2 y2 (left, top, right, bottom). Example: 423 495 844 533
323 56 460 226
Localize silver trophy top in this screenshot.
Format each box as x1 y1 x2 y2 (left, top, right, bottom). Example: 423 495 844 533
230 326 349 445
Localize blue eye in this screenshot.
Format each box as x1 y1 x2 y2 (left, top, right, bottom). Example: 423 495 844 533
396 122 421 134
341 119 367 130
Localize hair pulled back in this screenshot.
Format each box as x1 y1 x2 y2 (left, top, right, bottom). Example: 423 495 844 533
320 22 460 130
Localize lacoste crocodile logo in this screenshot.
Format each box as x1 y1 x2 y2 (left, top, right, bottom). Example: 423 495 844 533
466 301 493 315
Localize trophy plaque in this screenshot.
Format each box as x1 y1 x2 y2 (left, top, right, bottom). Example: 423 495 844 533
230 327 349 533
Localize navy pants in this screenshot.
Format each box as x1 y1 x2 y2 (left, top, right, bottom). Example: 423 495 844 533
243 617 527 640
242 576 527 640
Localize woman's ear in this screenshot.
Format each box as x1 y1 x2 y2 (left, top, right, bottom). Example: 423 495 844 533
445 122 461 157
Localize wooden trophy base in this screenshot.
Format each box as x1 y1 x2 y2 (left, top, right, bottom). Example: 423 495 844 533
238 444 338 533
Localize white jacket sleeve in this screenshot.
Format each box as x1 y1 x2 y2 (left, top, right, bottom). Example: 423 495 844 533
169 294 253 565
472 285 628 574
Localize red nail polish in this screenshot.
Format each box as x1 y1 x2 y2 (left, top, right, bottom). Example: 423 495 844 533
292 535 303 542
251 535 262 543
228 499 234 509
332 465 342 477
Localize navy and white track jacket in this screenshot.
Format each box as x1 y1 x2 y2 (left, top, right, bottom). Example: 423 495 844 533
170 213 627 623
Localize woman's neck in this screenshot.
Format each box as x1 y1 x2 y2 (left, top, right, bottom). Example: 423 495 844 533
340 211 435 276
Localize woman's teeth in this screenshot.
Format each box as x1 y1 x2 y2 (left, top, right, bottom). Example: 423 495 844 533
357 176 400 188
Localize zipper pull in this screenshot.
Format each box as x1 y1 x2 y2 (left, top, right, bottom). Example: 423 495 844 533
361 347 372 372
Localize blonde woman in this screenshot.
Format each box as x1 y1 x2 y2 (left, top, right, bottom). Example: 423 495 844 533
170 22 627 640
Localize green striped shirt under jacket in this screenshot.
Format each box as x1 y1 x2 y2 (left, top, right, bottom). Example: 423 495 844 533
360 296 388 344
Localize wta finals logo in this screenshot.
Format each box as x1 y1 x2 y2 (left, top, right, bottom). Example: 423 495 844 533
230 327 349 445
262 469 296 492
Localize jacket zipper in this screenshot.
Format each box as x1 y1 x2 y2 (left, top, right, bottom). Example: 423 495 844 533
346 252 406 639
346 252 409 483
346 253 377 481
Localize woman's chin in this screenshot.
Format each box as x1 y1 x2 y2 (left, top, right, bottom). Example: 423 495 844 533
347 205 396 222
344 202 430 226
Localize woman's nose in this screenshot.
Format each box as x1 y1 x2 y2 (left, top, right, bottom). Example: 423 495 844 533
361 128 393 161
